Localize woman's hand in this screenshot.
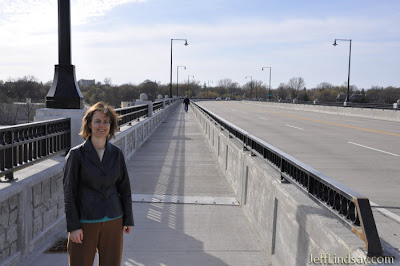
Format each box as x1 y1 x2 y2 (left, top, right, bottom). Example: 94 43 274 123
69 229 83 243
123 226 133 234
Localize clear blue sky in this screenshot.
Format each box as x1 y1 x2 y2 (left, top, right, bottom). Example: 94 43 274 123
0 0 399 89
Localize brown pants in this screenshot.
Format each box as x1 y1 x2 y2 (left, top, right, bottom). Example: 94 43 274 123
67 217 123 266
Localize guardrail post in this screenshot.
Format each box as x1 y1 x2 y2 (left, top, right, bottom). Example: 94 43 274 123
353 198 383 256
4 131 14 181
393 99 400 109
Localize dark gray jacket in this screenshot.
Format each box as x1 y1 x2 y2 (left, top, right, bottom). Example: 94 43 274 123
63 139 134 232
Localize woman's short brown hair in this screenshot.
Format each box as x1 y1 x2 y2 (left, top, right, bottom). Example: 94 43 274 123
80 102 120 140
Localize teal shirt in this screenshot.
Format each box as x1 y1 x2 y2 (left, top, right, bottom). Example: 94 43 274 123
80 215 123 223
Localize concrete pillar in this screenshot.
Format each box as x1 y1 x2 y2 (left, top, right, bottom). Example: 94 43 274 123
134 93 153 117
34 108 86 148
121 101 132 108
393 99 400 109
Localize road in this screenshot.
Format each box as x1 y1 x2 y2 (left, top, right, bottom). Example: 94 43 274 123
196 100 400 216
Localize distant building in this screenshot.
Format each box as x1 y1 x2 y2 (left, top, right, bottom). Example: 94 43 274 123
78 79 95 87
336 93 361 103
336 94 347 102
350 94 361 102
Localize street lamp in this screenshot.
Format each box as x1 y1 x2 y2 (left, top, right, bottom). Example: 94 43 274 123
332 38 352 104
177 65 186 97
207 80 213 98
46 0 83 109
187 75 194 96
245 76 253 99
261 67 272 100
170 39 188 98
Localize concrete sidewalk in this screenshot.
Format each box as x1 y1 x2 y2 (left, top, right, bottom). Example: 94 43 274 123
18 104 268 266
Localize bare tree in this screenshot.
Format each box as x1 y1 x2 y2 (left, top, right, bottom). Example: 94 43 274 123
217 78 233 88
276 83 289 100
287 77 305 99
316 82 333 90
104 77 112 86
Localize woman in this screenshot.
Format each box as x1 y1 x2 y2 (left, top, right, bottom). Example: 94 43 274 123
63 102 134 266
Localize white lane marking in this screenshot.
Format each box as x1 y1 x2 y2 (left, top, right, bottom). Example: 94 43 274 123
286 124 304 131
258 117 269 121
348 142 399 157
370 201 400 224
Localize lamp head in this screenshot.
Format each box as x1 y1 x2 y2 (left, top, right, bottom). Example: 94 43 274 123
332 40 338 46
184 40 188 46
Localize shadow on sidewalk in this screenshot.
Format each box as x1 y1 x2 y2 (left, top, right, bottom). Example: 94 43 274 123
124 106 230 265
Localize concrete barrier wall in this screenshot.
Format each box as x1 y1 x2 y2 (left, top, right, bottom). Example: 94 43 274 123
192 104 371 265
0 100 181 266
245 101 400 122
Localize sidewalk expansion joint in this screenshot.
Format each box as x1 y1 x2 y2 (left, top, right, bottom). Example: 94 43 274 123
132 194 239 206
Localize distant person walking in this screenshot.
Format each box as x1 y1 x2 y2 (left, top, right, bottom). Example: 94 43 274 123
63 102 134 266
183 97 190 112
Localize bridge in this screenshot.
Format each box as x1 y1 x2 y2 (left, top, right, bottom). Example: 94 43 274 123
1 99 399 265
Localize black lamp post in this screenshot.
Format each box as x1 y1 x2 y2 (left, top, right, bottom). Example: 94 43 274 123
207 80 213 98
170 39 188 98
245 76 253 99
187 75 194 96
333 38 352 103
177 66 186 97
46 0 83 109
262 67 272 100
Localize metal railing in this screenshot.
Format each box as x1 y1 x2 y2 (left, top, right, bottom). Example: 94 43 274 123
153 101 164 112
115 104 148 127
0 118 71 181
116 98 182 127
192 101 383 257
0 99 181 181
253 99 397 110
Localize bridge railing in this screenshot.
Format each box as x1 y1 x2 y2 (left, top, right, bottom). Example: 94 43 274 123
192 101 383 257
0 98 180 182
249 99 398 110
153 101 164 112
0 118 71 181
115 104 149 127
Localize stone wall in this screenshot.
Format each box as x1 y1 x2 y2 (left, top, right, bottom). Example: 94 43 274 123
0 195 18 262
0 157 66 266
0 99 181 266
31 173 64 239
